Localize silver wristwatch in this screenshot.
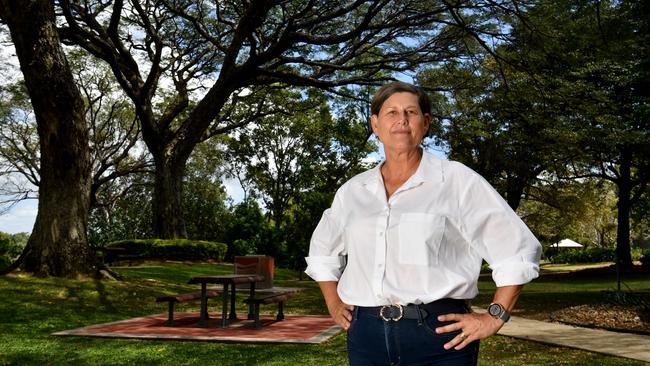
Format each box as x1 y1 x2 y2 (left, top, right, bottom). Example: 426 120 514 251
487 303 510 322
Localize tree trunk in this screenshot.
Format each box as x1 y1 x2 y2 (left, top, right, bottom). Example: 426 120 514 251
0 0 92 276
152 154 188 239
505 176 525 211
146 84 238 239
615 156 634 269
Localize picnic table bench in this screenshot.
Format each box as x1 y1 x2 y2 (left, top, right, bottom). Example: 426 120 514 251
156 290 219 325
244 291 294 328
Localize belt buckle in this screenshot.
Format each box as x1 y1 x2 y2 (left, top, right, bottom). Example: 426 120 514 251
379 304 403 321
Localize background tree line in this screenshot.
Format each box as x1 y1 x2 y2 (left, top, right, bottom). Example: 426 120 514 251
0 0 648 277
418 0 650 267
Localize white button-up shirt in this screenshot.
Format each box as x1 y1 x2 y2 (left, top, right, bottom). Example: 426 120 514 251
305 152 541 306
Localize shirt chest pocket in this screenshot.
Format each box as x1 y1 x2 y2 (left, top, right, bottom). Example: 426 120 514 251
398 213 446 266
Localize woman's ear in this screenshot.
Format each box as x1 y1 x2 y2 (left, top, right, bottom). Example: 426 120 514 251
423 113 431 136
370 115 382 141
370 114 379 134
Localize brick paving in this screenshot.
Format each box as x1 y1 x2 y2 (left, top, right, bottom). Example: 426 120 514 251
53 312 342 344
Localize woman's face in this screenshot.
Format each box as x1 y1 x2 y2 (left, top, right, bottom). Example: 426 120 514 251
371 92 430 153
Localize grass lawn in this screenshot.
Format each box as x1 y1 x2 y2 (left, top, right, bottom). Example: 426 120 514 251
0 261 648 366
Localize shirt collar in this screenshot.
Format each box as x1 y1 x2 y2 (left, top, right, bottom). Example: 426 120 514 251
411 151 444 184
360 151 444 195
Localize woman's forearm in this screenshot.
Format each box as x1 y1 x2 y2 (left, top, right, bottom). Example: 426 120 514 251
318 281 343 311
491 285 523 311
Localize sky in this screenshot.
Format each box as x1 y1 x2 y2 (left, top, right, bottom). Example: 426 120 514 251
0 199 38 234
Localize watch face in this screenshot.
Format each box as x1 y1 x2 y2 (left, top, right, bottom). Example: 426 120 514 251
488 304 502 316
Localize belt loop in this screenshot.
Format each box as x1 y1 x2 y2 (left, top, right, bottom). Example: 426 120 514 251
353 306 359 320
415 304 423 325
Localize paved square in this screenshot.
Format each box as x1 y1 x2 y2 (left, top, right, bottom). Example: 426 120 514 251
53 312 342 344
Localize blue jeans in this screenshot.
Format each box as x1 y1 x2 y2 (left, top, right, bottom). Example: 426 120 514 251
347 301 479 366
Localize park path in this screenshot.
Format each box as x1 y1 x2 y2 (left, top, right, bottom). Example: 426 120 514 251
493 311 650 363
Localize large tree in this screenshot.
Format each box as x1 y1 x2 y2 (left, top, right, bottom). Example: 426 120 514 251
511 0 650 268
519 178 618 249
0 53 150 212
422 0 650 268
226 86 373 267
1 51 150 264
88 139 230 246
0 0 92 276
419 59 559 211
54 0 518 238
226 87 373 229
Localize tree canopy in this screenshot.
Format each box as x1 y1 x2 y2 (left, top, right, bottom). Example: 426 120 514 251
1 0 649 276
52 0 521 238
420 0 650 267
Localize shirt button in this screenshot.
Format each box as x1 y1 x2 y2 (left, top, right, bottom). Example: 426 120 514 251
379 232 384 236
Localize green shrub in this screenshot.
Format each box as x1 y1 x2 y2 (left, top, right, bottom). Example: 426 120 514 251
549 247 650 265
0 232 27 269
0 232 23 257
0 232 11 256
631 247 645 261
548 247 617 264
0 255 11 270
104 239 227 261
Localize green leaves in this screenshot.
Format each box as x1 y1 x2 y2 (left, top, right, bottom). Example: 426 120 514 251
418 0 650 263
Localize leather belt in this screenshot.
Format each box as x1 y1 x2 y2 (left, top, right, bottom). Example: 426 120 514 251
357 298 468 322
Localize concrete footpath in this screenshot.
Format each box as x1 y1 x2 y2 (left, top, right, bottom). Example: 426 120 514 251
494 312 650 363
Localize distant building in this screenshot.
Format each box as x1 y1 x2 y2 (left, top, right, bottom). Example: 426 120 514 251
551 239 584 248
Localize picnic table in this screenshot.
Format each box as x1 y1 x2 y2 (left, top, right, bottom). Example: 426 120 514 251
188 274 264 327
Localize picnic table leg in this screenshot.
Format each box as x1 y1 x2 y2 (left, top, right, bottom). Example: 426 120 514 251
166 301 175 326
198 283 208 326
247 283 256 320
229 282 237 320
221 283 230 328
277 301 285 321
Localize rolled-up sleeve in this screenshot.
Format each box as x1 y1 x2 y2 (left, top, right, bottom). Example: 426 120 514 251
489 252 540 286
305 192 347 281
458 168 542 287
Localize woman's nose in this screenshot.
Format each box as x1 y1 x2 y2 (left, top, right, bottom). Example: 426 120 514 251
396 111 409 124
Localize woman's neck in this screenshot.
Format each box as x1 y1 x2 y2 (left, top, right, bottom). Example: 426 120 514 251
380 148 423 199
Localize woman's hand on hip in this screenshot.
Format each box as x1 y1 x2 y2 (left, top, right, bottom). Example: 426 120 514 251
317 281 354 330
435 312 504 350
327 300 354 330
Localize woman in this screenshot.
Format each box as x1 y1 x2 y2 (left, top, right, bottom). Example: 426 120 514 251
305 81 541 366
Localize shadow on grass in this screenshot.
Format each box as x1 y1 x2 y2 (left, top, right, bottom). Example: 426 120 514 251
93 278 117 313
